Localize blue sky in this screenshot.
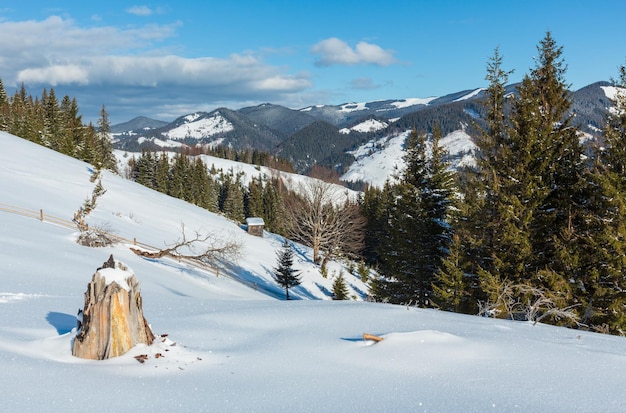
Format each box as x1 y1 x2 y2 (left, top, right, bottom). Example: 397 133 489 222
1 1 625 124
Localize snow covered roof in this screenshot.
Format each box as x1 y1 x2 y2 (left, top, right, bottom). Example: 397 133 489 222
245 217 265 226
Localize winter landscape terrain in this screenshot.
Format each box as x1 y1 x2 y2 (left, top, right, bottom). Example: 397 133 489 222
2 131 626 412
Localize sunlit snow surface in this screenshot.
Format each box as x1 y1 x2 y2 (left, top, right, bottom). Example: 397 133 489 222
1 131 626 412
163 112 234 140
341 129 477 188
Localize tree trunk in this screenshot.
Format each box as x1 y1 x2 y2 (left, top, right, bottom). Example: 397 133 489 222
72 255 155 360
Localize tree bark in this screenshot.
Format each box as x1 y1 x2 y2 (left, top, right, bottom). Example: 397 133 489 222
72 255 154 360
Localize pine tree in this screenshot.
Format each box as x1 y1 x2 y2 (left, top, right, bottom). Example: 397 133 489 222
0 78 9 130
245 177 265 218
452 47 536 311
332 272 350 300
221 172 245 223
154 152 171 194
361 183 393 266
262 179 287 235
433 235 469 312
136 149 156 189
376 128 456 306
95 105 117 172
273 240 302 300
42 88 61 150
169 152 189 199
584 63 626 332
59 96 85 158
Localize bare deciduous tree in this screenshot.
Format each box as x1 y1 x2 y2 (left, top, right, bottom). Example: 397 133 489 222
478 280 579 326
131 223 241 268
286 180 365 271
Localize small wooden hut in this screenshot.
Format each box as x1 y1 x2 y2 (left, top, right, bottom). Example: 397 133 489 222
245 217 265 237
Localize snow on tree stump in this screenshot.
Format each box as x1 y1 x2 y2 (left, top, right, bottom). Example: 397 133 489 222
72 255 155 360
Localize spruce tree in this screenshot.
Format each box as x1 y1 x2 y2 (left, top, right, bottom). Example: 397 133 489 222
59 96 84 159
262 179 287 235
169 153 189 200
42 88 61 151
273 240 302 300
154 152 171 194
584 63 626 332
136 149 156 189
0 78 9 130
332 272 350 300
222 173 245 223
245 177 265 218
376 128 456 306
433 235 469 312
95 105 117 172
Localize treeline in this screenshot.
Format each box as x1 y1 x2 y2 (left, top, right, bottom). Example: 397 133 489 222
362 32 626 335
185 144 296 174
125 150 288 235
0 80 116 171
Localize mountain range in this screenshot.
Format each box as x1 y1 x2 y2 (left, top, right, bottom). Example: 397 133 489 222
111 81 616 183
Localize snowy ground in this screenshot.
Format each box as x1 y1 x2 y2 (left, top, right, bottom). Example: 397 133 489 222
341 128 476 188
2 132 626 412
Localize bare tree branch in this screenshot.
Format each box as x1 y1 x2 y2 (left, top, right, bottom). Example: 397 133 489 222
131 223 241 268
478 280 579 327
285 180 365 270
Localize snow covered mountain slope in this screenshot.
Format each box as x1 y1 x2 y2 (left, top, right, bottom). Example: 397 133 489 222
2 132 626 412
341 128 477 187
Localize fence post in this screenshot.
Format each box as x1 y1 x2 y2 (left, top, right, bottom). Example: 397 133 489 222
40 209 43 221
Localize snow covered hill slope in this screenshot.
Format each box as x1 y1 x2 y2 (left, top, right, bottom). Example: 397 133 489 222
341 128 477 188
2 132 626 412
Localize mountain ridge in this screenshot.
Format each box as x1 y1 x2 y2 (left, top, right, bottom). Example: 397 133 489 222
111 81 614 177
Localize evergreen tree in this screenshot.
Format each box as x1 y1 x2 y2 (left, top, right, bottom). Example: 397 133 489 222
169 152 189 200
361 183 393 266
9 84 37 142
221 172 245 223
245 177 265 218
154 152 171 194
59 96 84 158
0 78 9 130
585 63 626 332
376 128 456 306
136 149 156 189
332 272 350 300
451 47 534 312
42 88 61 150
262 179 287 235
273 240 302 300
95 105 117 172
433 235 469 312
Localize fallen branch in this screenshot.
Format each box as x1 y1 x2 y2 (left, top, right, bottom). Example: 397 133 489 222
363 333 384 343
130 224 241 268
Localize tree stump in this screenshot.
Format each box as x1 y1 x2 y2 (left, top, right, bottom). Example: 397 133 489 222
72 255 155 360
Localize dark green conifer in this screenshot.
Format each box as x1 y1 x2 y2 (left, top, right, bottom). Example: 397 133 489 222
332 272 350 300
273 240 302 300
376 128 456 306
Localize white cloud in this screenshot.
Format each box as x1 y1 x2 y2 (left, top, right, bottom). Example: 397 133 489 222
17 65 89 86
126 6 154 16
0 15 314 122
312 37 396 67
0 17 303 91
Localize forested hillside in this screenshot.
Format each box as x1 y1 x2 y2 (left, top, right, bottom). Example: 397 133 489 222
0 80 116 171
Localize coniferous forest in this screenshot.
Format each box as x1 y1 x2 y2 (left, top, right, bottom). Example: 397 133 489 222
0 81 117 172
364 32 626 335
3 32 626 335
